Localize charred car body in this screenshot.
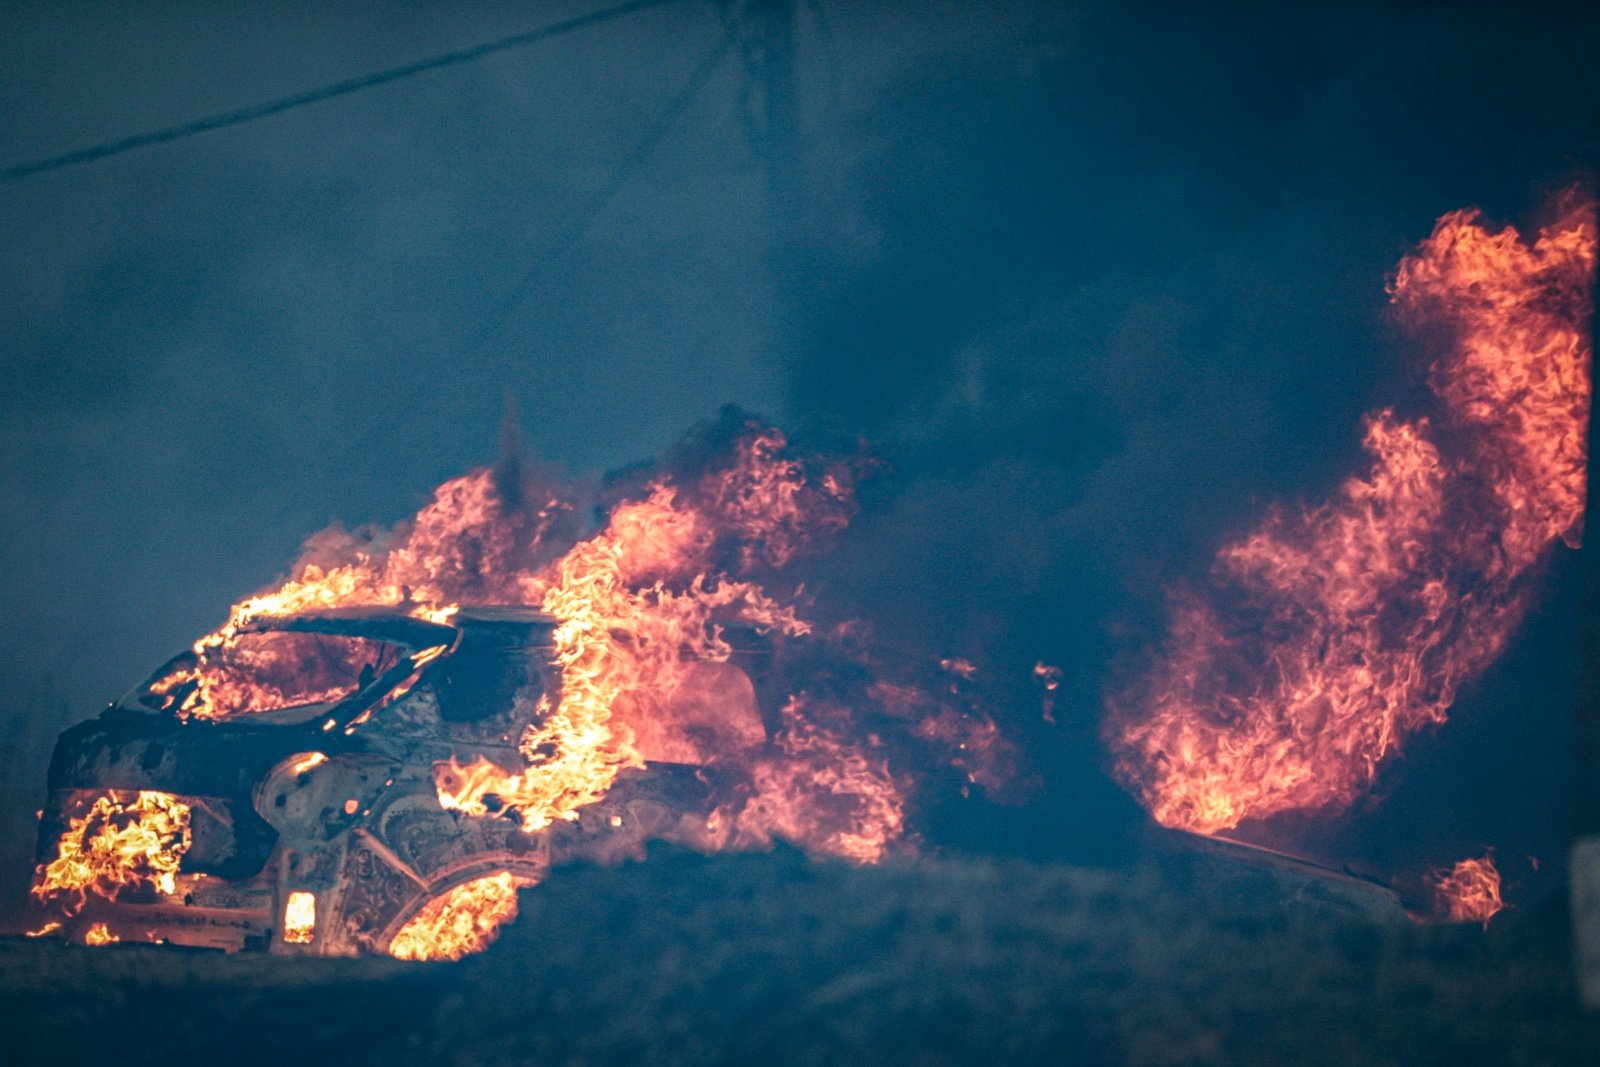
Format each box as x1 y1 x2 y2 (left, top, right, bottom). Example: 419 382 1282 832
27 607 769 957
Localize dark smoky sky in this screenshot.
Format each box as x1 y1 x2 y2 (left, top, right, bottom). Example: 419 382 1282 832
1 1 1595 880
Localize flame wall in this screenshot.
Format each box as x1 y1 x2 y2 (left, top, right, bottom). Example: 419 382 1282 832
1106 200 1596 836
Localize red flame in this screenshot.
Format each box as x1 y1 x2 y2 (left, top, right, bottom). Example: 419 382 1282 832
728 696 907 863
1107 199 1595 835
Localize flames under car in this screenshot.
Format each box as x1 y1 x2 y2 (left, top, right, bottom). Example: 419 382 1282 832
27 607 772 958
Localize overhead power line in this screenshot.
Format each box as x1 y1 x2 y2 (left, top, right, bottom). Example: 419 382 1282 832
467 25 736 353
1 0 687 184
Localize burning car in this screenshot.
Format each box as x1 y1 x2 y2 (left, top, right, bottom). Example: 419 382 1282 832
26 606 774 960
23 420 1021 960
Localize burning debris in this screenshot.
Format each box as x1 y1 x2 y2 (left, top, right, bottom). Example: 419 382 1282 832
1425 855 1506 928
1106 200 1596 881
1033 663 1062 723
26 418 1016 958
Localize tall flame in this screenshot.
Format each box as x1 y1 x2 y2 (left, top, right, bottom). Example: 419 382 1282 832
1107 199 1595 835
511 481 810 830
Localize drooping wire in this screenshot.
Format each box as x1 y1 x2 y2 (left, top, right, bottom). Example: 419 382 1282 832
1 0 689 184
464 25 737 354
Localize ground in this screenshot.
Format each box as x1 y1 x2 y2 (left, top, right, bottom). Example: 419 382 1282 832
2 844 1595 1066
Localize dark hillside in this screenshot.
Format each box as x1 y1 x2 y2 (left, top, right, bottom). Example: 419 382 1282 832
4 846 1594 1065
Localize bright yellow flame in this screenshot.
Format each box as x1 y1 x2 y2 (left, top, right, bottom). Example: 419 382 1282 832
410 643 449 667
414 605 459 626
387 872 529 962
433 756 529 818
132 422 916 870
288 752 327 777
83 923 118 946
283 890 317 944
504 486 807 831
33 792 191 913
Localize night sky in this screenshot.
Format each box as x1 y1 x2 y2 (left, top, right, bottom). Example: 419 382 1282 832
1 1 1596 894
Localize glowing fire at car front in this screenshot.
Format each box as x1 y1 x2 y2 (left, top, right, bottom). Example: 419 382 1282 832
24 409 1013 958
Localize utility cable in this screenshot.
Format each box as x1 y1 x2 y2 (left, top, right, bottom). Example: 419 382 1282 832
465 25 736 354
1 0 688 184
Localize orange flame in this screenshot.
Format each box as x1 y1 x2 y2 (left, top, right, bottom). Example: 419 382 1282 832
33 792 192 914
514 481 811 830
152 631 401 720
730 696 907 863
387 872 530 962
160 468 567 720
1108 200 1595 834
432 756 530 819
1425 854 1505 926
73 418 1021 966
83 923 119 947
152 419 959 879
